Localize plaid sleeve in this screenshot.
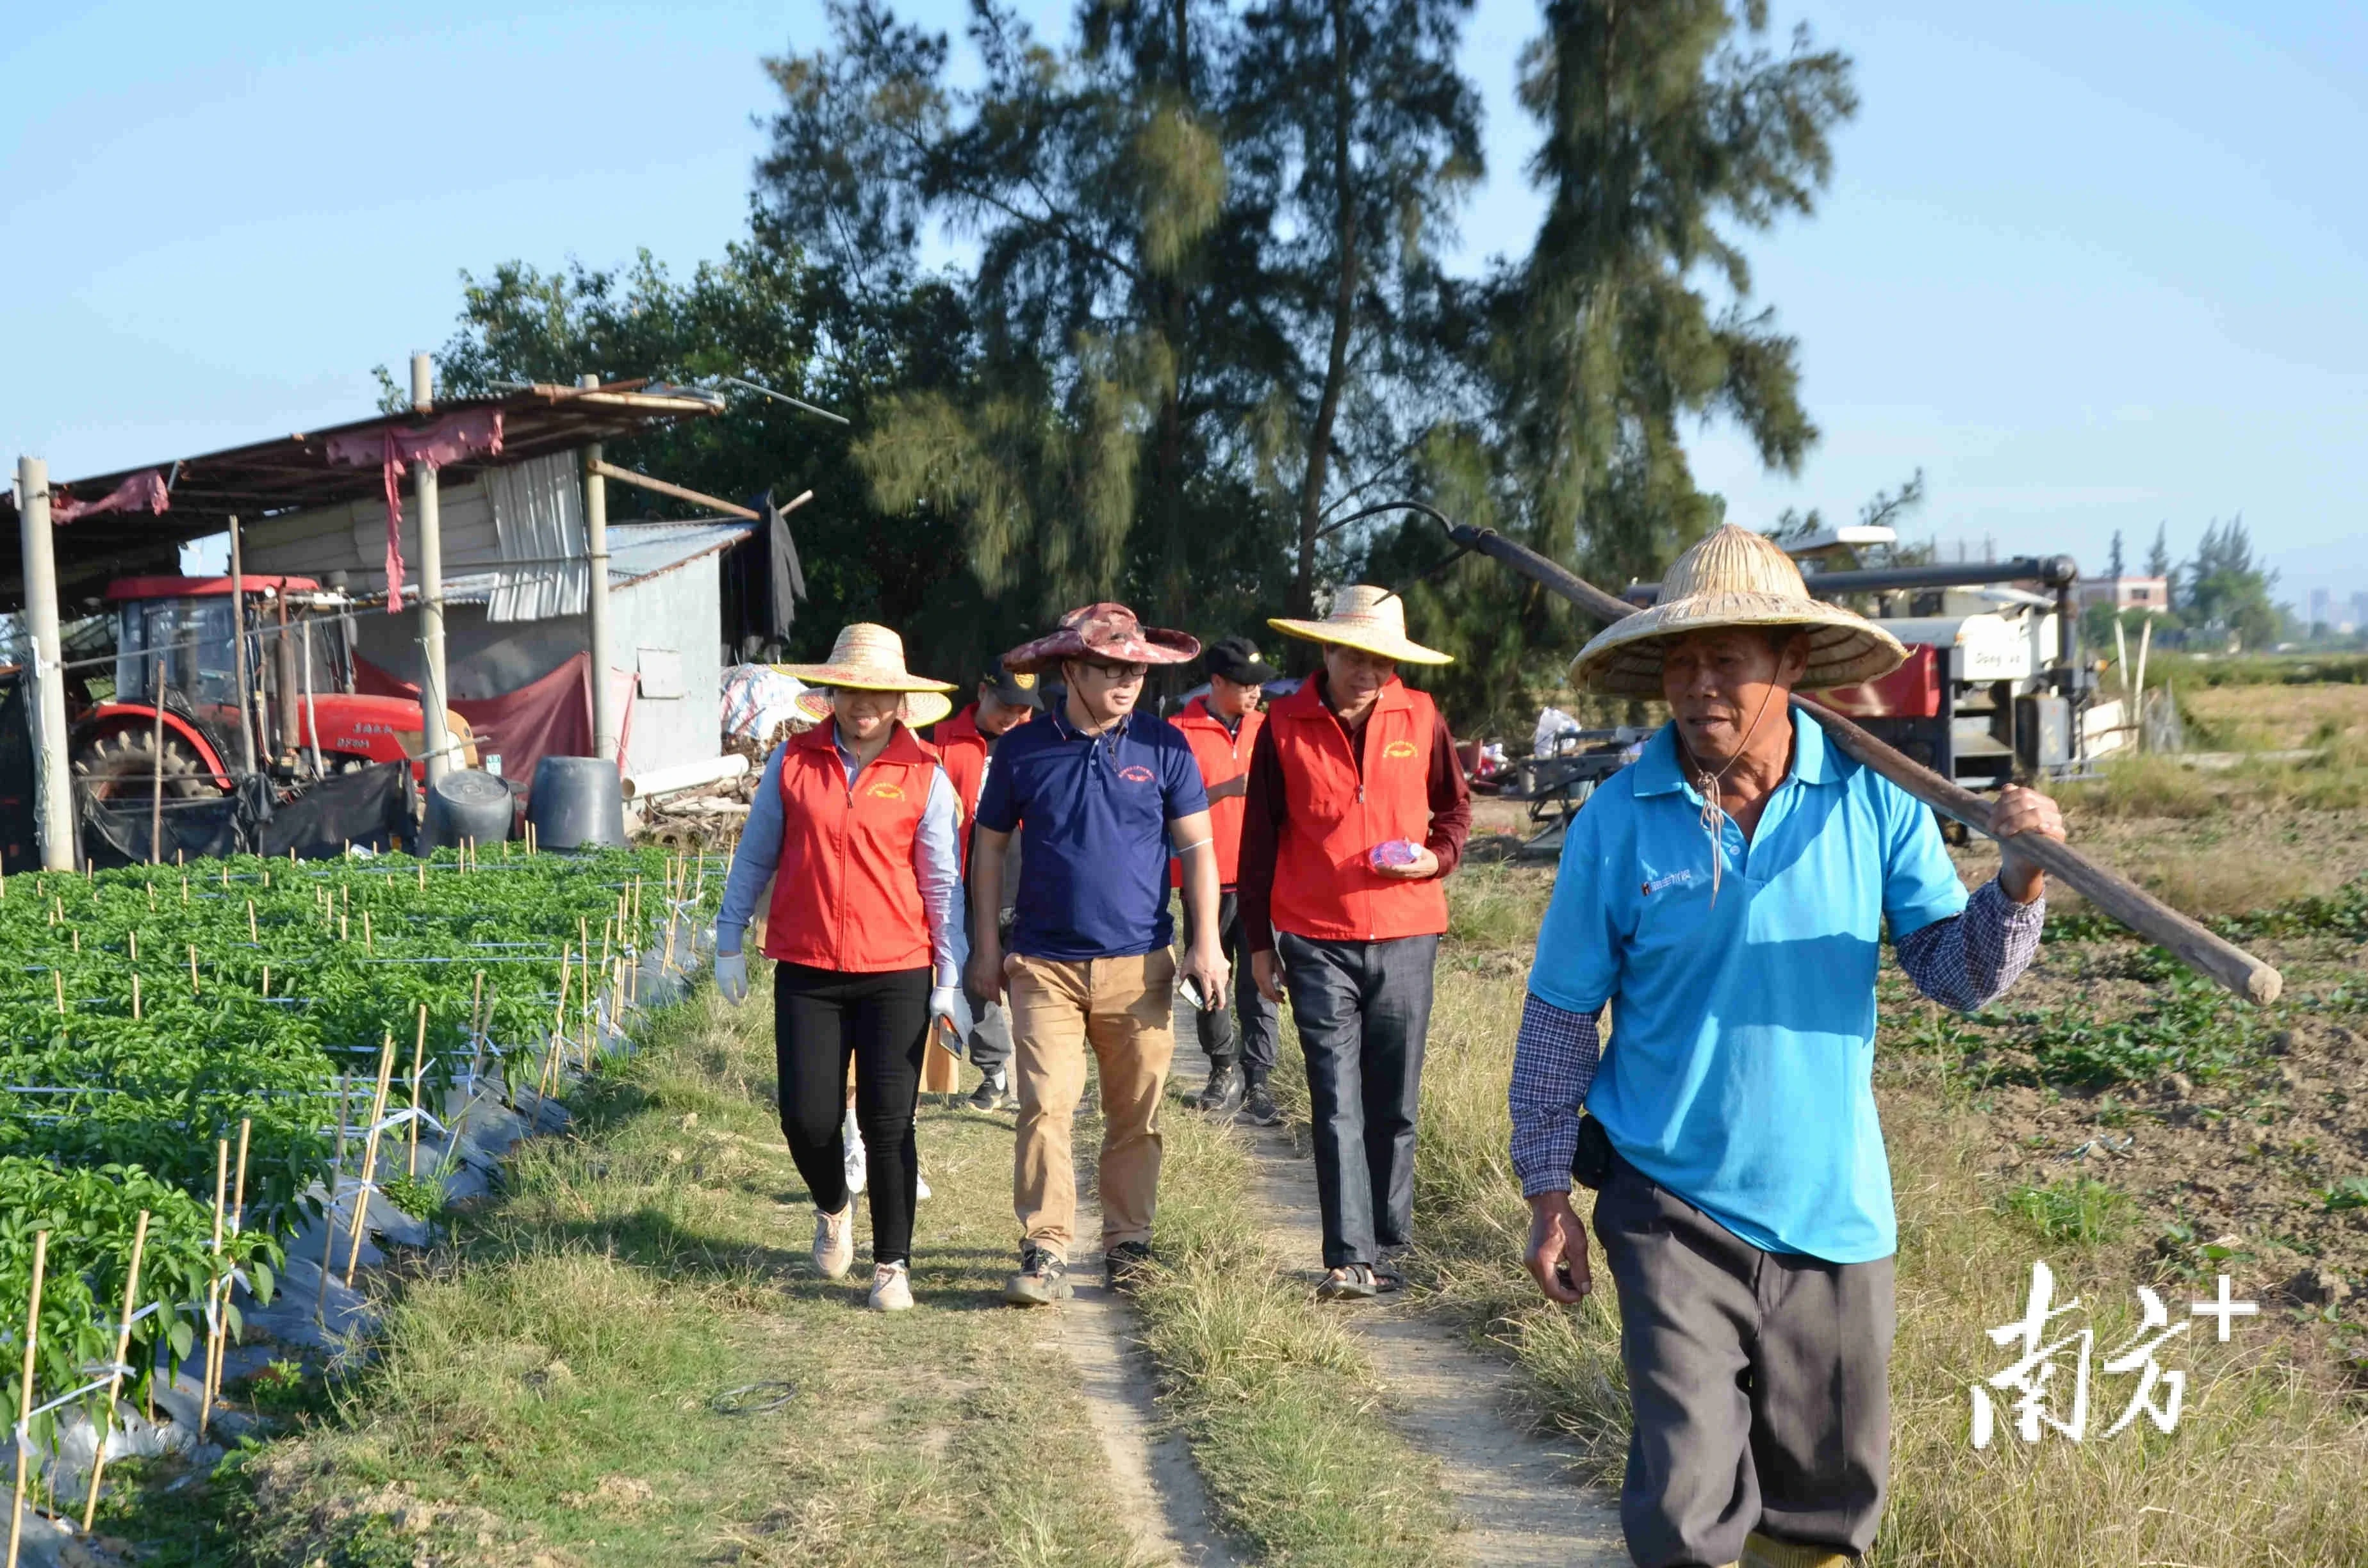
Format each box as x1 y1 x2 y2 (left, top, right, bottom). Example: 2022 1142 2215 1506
1509 992 1603 1197
1894 876 2046 1011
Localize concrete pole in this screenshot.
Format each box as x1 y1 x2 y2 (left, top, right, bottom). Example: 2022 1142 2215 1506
412 354 453 786
15 458 75 869
580 373 618 767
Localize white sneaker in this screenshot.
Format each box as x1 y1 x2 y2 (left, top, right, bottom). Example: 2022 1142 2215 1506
915 1171 932 1202
842 1107 867 1195
868 1261 914 1312
812 1204 855 1280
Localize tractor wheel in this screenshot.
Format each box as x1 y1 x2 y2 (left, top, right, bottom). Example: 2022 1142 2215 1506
72 728 219 801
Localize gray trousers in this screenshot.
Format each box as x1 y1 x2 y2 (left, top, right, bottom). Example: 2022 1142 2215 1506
1593 1152 1895 1567
1178 890 1279 1076
1276 931 1438 1269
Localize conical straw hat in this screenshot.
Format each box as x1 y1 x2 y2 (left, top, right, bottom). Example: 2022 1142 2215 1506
793 686 954 730
1569 526 1905 698
1268 585 1452 666
775 623 957 694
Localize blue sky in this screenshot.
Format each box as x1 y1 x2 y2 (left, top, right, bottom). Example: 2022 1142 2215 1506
4 1 2362 603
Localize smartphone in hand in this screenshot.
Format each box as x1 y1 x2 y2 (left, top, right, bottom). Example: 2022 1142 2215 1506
1178 976 1207 1011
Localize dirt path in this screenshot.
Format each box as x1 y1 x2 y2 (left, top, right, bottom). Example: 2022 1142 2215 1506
1032 1172 1244 1567
1242 1120 1627 1566
1165 1035 1626 1567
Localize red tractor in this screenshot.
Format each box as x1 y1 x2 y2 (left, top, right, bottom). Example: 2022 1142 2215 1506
68 575 473 799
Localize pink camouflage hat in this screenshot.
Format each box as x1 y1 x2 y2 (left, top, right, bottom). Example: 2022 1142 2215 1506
1001 601 1201 674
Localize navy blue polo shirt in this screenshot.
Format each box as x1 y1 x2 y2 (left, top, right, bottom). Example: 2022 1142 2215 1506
974 708 1209 960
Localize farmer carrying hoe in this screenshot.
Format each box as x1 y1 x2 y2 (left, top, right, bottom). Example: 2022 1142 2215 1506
1511 525 2066 1568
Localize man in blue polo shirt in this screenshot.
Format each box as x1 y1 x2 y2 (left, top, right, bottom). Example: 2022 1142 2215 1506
1509 527 2064 1568
967 603 1229 1305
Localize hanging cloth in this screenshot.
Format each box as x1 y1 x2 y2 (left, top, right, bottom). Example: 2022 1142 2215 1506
325 410 504 612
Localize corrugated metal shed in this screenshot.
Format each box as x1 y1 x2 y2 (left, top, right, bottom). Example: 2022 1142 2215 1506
438 520 753 605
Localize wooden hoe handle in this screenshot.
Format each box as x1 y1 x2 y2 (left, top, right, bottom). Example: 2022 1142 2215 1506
1447 523 2283 1004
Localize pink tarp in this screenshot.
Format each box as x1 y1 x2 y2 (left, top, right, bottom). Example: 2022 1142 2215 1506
51 468 169 524
356 649 589 798
325 409 504 612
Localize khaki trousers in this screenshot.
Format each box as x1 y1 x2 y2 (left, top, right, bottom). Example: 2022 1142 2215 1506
1007 948 1177 1257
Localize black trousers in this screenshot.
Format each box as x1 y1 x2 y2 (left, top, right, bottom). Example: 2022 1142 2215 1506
1178 889 1280 1077
1593 1152 1895 1567
774 961 930 1266
1275 931 1438 1269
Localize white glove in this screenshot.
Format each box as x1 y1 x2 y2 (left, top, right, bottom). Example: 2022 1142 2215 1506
715 949 750 1006
928 984 973 1047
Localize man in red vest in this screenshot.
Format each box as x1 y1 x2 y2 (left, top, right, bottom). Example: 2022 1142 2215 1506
928 669 1042 1111
1238 587 1470 1300
1170 637 1285 1123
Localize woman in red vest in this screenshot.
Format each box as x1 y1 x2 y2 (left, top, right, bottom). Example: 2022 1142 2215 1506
714 625 971 1312
1237 587 1472 1299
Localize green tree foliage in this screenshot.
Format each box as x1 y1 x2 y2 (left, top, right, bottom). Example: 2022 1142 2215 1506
423 242 1004 673
2180 516 2282 651
1369 0 1857 726
2145 521 2175 589
2109 528 2125 577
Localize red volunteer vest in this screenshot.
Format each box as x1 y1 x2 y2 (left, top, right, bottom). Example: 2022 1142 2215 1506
763 721 938 972
1265 676 1448 942
1169 696 1265 888
931 706 989 871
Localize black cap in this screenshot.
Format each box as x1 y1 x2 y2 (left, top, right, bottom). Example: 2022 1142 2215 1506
980 668 1044 708
1205 636 1280 686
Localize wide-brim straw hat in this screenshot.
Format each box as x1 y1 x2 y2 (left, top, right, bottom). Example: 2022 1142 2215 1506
792 687 953 730
1269 584 1452 666
1569 525 1905 698
775 623 957 695
1002 603 1201 675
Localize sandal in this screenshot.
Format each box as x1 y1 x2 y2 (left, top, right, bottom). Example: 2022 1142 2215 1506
1316 1264 1379 1301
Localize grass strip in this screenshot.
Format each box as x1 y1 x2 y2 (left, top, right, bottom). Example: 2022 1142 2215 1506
1130 1098 1458 1567
95 977 1149 1567
1404 906 2368 1568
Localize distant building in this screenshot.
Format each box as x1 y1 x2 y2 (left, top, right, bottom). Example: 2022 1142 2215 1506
2308 587 2333 628
2353 590 2368 631
2076 575 2170 612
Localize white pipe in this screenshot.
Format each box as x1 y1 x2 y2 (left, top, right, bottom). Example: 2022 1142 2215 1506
301 619 324 776
2134 617 2154 751
621 753 750 802
14 457 73 869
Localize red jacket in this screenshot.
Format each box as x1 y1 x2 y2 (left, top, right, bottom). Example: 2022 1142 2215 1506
1168 695 1265 889
932 705 989 870
763 722 937 973
1258 676 1451 943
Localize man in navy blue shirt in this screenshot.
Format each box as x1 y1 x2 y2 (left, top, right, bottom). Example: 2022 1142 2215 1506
967 603 1228 1305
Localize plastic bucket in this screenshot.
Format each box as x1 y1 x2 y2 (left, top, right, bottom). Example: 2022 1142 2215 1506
422 768 516 850
527 756 628 849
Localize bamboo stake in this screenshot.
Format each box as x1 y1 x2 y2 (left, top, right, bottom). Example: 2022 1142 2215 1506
51 970 63 1016
344 1034 397 1286
189 942 200 993
417 859 426 892
407 1004 429 1178
260 965 270 999
363 910 374 953
316 1075 350 1325
247 899 258 943
69 928 77 953
127 928 137 961
131 972 141 1019
79 1209 149 1531
7 1232 49 1568
204 1120 252 1429
196 1138 228 1439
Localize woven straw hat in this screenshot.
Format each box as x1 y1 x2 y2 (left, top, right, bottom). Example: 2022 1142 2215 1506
775 623 957 695
1569 525 1905 698
793 687 954 730
1269 585 1452 666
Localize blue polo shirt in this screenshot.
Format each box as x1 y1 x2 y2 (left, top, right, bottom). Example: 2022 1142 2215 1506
1528 713 1966 1263
975 708 1209 960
